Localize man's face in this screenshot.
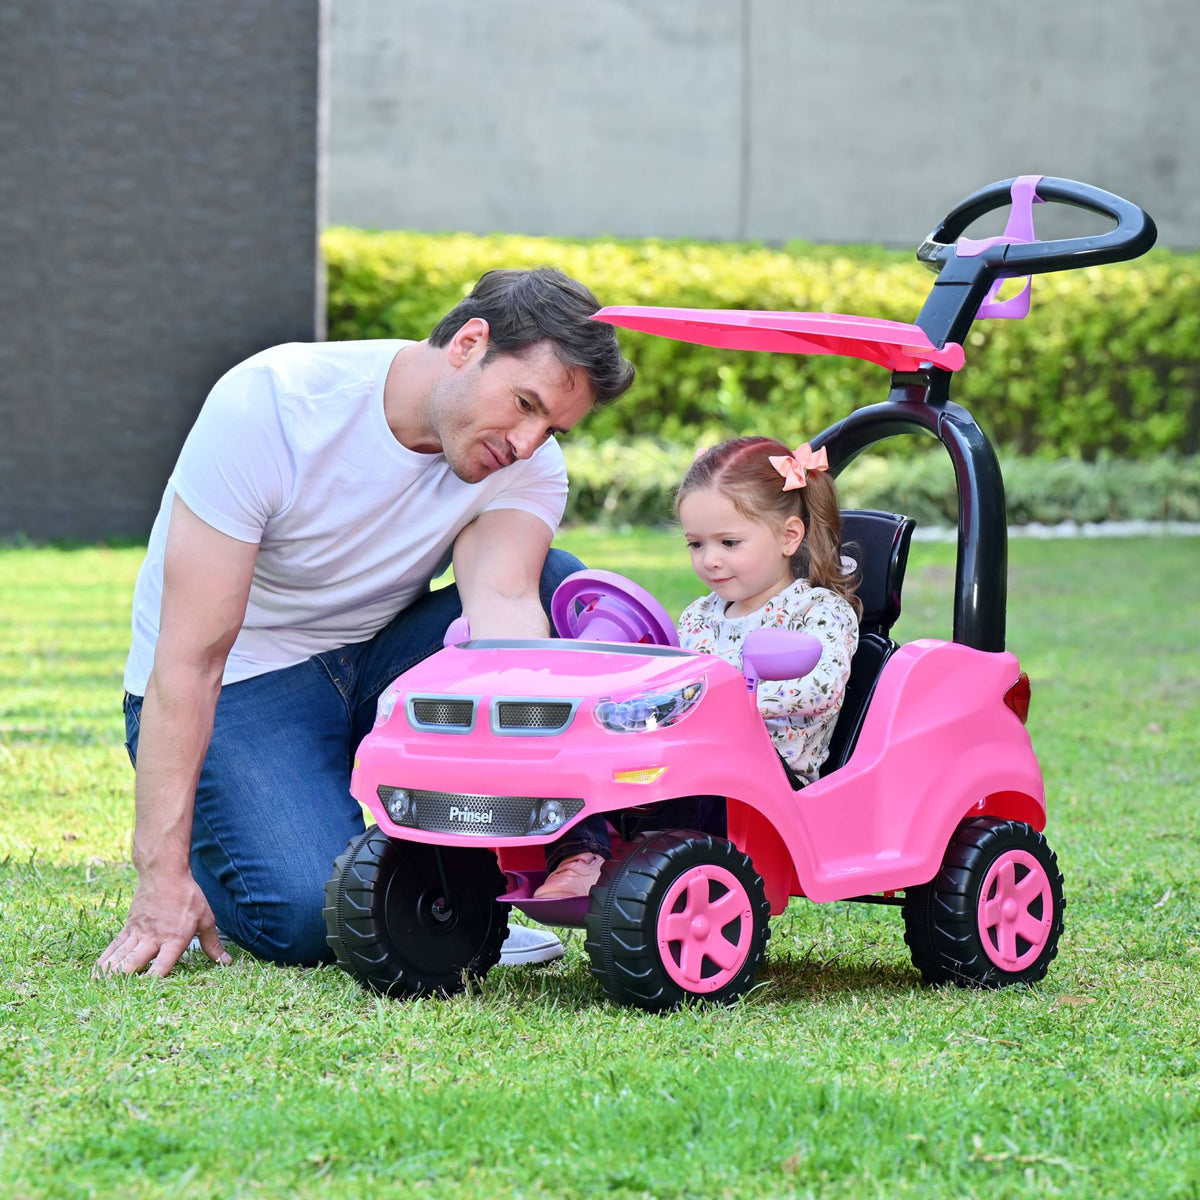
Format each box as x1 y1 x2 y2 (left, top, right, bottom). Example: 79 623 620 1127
430 327 596 484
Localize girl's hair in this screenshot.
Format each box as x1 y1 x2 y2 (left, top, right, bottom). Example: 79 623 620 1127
676 436 861 617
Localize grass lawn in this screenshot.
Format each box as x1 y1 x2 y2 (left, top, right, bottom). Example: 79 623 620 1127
1 531 1198 1199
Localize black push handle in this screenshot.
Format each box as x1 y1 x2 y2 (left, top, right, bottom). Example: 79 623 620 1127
918 176 1157 276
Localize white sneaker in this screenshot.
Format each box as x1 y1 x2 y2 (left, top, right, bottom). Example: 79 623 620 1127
532 852 606 899
498 924 565 966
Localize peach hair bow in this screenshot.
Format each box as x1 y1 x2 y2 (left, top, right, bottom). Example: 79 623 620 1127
768 443 828 491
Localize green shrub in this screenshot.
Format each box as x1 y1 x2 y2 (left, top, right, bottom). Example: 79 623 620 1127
324 229 1200 460
559 438 1200 529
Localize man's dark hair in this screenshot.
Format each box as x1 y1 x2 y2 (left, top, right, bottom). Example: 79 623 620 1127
428 267 635 405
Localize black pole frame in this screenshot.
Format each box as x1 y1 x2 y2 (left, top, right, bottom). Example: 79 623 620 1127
809 176 1155 655
812 370 1009 654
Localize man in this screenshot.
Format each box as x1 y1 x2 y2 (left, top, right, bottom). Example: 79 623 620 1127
97 267 634 978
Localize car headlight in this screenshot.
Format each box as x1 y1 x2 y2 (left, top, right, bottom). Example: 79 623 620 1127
375 685 401 726
593 679 705 733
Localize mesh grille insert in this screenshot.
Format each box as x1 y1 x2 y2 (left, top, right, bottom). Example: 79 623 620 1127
495 701 574 730
411 697 475 728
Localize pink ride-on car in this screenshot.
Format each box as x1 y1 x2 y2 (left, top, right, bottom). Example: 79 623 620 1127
323 176 1156 1010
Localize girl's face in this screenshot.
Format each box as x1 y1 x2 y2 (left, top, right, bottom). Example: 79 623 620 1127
678 488 804 617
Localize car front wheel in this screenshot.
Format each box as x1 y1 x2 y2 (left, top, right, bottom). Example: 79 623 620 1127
585 830 770 1011
323 826 509 997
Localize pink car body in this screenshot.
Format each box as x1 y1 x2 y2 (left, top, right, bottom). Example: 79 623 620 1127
327 176 1155 1006
351 634 1041 916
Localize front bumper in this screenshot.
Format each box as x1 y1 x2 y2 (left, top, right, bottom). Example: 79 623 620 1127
375 784 585 839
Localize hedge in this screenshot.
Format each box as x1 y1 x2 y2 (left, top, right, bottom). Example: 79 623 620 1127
559 438 1200 529
324 228 1200 461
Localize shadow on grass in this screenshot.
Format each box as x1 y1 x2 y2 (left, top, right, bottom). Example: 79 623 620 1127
476 945 923 1014
758 954 923 1001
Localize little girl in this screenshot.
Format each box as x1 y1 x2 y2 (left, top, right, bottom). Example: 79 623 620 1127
534 436 860 898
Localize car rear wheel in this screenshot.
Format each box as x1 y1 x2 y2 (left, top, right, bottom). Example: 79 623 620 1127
903 817 1064 987
585 830 770 1011
323 826 509 997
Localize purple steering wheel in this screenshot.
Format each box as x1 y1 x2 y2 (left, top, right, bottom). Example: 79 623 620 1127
551 570 679 647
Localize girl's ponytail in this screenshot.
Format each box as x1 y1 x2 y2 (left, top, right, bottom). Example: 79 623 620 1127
792 470 861 619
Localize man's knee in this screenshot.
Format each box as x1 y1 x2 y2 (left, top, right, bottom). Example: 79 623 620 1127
228 881 334 967
194 830 347 968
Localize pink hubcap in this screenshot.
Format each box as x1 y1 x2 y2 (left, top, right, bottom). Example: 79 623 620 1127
656 864 753 993
977 848 1054 971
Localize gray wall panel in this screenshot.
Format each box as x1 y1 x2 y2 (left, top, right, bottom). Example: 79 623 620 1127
1 1 323 541
327 0 1198 248
747 1 1200 246
328 0 746 238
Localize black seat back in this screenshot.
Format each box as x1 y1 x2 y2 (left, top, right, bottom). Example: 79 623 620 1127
839 508 916 638
819 509 916 776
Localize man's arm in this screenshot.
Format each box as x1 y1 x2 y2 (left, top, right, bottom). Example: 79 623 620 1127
96 495 258 978
452 508 555 638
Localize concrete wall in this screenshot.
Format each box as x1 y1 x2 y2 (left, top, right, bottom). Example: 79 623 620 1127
3 1 1192 541
327 0 1199 249
0 1 324 541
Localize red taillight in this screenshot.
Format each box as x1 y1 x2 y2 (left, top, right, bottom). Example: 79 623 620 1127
1004 673 1031 724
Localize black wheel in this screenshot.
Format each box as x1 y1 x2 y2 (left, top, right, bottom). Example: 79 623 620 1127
584 830 770 1012
903 817 1065 987
323 826 509 997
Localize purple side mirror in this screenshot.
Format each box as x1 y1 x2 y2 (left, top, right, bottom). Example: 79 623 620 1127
443 615 471 648
741 628 822 692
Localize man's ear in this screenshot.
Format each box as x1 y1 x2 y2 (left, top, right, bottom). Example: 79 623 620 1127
447 317 490 367
782 516 805 556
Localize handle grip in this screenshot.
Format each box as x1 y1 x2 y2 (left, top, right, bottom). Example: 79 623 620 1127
918 176 1156 277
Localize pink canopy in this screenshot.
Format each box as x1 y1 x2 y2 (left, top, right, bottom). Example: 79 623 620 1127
591 307 965 373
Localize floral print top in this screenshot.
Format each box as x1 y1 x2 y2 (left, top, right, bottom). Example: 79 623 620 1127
677 579 859 784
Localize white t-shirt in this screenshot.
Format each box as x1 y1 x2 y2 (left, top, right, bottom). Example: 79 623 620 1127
124 340 568 693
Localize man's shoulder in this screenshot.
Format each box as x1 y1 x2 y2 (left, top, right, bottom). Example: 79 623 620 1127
247 338 412 363
230 339 410 393
481 437 568 495
527 435 567 475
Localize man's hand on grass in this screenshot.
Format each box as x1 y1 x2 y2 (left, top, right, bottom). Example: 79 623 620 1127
95 870 232 978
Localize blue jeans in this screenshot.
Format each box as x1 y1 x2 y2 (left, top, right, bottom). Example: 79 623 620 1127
123 550 584 966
